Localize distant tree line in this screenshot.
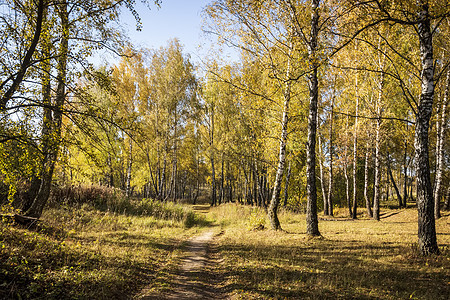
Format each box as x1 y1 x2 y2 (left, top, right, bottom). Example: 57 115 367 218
1 0 449 256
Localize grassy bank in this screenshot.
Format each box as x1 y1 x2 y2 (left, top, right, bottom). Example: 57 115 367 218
0 199 210 299
2 197 449 299
209 204 450 299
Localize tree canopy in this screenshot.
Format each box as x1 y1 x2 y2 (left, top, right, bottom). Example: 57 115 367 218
1 0 449 256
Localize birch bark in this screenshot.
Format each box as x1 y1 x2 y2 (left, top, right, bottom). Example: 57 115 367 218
415 2 439 255
305 0 320 236
433 69 449 219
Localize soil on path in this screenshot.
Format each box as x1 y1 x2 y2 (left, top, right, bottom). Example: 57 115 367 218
164 229 225 299
137 205 227 299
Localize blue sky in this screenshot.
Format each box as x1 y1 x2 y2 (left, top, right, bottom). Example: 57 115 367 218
120 0 214 62
92 0 239 68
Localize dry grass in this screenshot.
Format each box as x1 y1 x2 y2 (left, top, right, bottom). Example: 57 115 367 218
0 201 211 299
2 199 448 299
209 204 450 299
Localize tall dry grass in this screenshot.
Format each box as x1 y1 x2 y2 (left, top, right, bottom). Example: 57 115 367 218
209 203 450 299
0 184 211 299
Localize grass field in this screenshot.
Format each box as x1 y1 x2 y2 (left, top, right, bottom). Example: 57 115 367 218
1 200 449 299
0 200 210 299
209 204 450 299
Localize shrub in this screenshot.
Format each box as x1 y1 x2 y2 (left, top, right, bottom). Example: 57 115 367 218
48 184 126 211
46 184 208 227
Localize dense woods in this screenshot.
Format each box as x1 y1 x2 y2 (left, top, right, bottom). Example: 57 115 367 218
1 0 449 270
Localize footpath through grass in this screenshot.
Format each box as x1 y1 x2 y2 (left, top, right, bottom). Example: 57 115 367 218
209 204 450 299
0 200 212 299
2 199 449 299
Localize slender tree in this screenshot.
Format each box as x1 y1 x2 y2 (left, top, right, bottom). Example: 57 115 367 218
26 0 69 218
414 1 439 254
268 42 293 230
433 68 449 218
304 0 321 236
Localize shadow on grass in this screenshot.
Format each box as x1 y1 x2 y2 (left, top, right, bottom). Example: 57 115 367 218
217 239 450 299
379 210 404 219
0 207 215 300
0 247 167 300
0 221 187 300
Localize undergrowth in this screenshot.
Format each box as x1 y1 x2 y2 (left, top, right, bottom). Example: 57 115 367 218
0 193 210 299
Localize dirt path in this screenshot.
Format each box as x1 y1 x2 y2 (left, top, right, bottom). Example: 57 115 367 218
137 205 227 299
162 229 225 299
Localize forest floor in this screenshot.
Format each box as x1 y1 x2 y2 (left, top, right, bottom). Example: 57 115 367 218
139 203 450 300
1 201 449 299
0 201 210 299
208 204 450 299
137 205 227 299
138 229 225 299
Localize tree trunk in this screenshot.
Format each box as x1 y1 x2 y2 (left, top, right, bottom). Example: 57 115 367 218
208 103 216 206
283 161 291 207
352 74 359 219
211 156 216 206
107 154 114 187
415 3 439 255
318 134 328 215
259 168 267 208
194 147 200 205
26 1 68 218
372 35 386 221
170 138 178 201
125 139 133 197
385 163 390 202
373 75 383 221
344 112 352 217
243 164 250 205
268 48 291 230
0 0 46 110
364 143 372 217
433 68 449 219
227 162 233 202
403 140 409 207
22 8 50 213
387 156 403 208
23 177 41 213
305 0 320 236
327 92 334 216
220 153 224 205
159 143 167 200
253 160 258 207
409 172 415 203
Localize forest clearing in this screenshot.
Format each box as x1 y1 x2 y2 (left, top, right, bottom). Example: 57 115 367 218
1 0 450 299
1 198 449 299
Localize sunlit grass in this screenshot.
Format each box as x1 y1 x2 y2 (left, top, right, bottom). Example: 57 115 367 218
210 203 450 299
2 199 448 299
0 201 210 299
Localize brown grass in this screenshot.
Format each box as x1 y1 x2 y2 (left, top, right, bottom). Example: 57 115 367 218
0 201 210 299
2 199 448 299
209 204 450 299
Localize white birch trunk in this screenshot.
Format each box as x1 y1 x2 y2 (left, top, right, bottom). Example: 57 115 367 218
364 143 372 217
305 0 320 236
415 3 439 255
352 74 359 219
327 93 334 216
433 68 449 219
268 41 292 230
125 139 133 197
318 134 328 215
